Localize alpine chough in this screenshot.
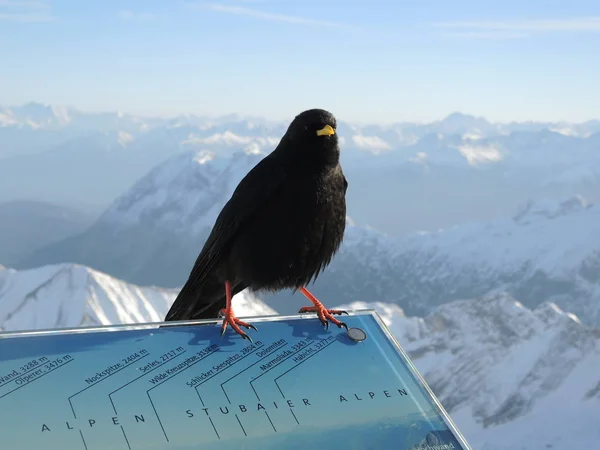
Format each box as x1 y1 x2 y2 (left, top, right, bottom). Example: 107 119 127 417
164 108 348 341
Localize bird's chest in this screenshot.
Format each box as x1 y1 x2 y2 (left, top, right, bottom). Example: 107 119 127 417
240 170 343 253
231 168 345 288
289 175 331 210
284 171 343 230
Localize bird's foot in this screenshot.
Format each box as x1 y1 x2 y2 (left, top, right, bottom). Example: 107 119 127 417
219 308 257 342
298 304 348 331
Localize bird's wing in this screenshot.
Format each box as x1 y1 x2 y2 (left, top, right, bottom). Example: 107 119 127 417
166 154 289 319
197 153 290 275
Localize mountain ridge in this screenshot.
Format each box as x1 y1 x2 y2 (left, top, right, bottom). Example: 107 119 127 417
0 263 276 332
3 101 599 136
340 294 600 450
18 146 600 328
3 101 600 231
1 262 598 450
0 200 95 267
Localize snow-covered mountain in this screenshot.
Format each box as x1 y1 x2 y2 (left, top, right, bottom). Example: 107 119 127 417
20 144 600 327
18 150 264 286
3 102 599 143
0 263 275 331
1 262 598 450
0 102 156 134
4 102 600 450
21 149 600 327
337 294 600 450
289 194 600 327
98 149 263 235
2 102 600 225
0 103 283 209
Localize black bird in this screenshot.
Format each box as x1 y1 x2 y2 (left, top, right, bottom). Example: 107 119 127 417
164 108 348 340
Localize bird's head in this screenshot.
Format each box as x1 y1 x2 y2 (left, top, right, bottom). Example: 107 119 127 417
280 109 340 166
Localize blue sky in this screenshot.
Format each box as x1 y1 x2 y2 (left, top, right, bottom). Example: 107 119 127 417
1 0 599 123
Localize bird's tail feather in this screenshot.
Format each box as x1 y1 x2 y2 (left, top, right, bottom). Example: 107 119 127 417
164 279 224 321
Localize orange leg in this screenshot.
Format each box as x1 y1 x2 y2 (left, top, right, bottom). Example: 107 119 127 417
297 287 348 331
219 280 257 342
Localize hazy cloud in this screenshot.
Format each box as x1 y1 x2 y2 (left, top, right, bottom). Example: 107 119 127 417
0 0 53 22
441 31 529 40
118 10 157 21
0 0 47 7
192 2 360 31
434 17 600 38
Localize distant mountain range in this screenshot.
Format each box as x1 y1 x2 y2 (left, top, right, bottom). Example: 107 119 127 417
17 150 263 287
0 200 95 267
3 102 600 141
3 101 600 450
2 102 600 233
18 147 600 329
0 103 600 450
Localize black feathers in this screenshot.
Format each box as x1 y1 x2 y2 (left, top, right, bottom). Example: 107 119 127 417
164 109 347 322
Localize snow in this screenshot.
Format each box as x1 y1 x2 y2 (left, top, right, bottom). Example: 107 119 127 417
0 263 276 332
351 134 393 153
397 195 596 277
2 101 599 171
182 131 280 149
97 149 264 234
117 130 134 146
3 102 600 448
335 295 600 450
0 112 18 127
1 262 597 450
456 143 504 166
22 128 600 326
323 195 600 326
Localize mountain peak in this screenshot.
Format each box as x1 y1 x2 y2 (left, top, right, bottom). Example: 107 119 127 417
0 263 275 332
533 301 582 327
513 195 591 223
442 111 479 121
97 149 263 233
439 112 490 127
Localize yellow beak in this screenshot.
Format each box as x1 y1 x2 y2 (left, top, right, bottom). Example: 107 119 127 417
316 124 335 137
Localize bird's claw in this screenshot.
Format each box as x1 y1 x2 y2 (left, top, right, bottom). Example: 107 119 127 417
298 306 348 331
219 308 257 342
